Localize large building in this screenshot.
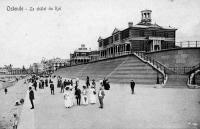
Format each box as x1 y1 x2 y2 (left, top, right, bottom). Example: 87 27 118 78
98 10 177 59
46 58 69 71
70 44 91 65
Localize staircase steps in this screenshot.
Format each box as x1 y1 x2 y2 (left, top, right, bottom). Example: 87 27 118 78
165 74 188 88
107 56 162 85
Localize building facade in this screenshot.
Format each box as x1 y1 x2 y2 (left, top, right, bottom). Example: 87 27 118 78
70 44 91 65
32 58 70 74
47 58 69 71
98 10 177 59
0 68 8 74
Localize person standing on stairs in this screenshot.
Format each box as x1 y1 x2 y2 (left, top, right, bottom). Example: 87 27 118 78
130 80 135 94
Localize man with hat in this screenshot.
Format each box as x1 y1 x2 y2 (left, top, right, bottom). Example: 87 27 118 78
75 86 81 105
98 87 105 109
50 81 55 95
130 80 135 94
29 87 35 109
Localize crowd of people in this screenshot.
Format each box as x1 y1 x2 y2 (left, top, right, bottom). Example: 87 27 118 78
27 75 107 110
27 74 135 110
62 76 105 109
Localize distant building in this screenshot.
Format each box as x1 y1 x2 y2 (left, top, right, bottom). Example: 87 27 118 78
32 58 69 74
6 68 27 75
0 68 8 74
98 10 177 59
70 44 91 65
46 58 69 71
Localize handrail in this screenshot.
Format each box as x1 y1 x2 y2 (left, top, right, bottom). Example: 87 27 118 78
187 69 200 89
134 51 168 85
167 63 200 75
187 63 200 74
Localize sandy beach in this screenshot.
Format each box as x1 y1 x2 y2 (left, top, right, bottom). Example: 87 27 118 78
0 79 28 129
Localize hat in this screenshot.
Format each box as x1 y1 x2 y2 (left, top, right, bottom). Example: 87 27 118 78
65 86 69 90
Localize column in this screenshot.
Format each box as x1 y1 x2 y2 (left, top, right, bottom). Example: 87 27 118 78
109 48 111 57
113 46 116 56
122 44 124 54
152 40 154 51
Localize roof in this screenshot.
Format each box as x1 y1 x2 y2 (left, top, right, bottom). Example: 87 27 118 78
132 23 177 30
74 49 91 53
112 28 120 34
99 22 176 40
141 9 152 13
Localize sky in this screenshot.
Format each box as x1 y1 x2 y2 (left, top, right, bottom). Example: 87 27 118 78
0 0 200 68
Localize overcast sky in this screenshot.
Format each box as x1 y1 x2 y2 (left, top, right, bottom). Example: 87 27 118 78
0 0 200 68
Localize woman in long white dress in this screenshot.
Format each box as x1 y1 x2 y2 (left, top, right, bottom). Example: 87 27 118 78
82 86 88 105
89 86 96 104
69 86 75 107
64 87 72 108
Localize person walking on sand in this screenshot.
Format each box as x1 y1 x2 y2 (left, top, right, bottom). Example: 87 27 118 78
82 86 88 105
86 76 90 88
33 80 37 91
130 80 135 94
64 86 73 108
61 81 64 93
98 87 105 109
45 78 48 87
50 82 55 95
75 86 81 106
29 87 35 109
89 86 97 104
4 88 8 94
92 79 96 89
12 114 18 129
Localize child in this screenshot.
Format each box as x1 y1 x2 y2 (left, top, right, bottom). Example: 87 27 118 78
4 88 8 94
12 114 18 129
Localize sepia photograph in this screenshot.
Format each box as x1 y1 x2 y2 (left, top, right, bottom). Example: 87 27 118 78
0 0 200 129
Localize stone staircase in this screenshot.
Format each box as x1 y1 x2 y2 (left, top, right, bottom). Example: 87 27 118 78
79 57 128 81
55 57 128 81
164 74 188 88
107 56 163 84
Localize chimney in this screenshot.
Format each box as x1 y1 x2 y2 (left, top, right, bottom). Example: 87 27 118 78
128 22 133 27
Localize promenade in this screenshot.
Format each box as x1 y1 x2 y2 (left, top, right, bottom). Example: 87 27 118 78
18 79 200 129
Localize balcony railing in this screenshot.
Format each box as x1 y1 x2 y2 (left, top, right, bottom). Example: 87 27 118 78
176 41 200 48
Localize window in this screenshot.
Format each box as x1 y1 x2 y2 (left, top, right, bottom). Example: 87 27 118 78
104 38 109 46
82 53 86 56
99 42 102 47
114 34 119 41
152 31 156 36
164 32 169 38
121 29 129 39
139 30 145 36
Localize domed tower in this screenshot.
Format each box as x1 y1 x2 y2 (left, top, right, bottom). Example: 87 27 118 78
138 9 152 25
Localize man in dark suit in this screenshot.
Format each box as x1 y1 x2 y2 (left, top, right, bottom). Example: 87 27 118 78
45 79 48 87
50 82 54 95
130 80 135 94
86 76 90 88
29 87 34 109
98 87 105 109
33 81 37 91
75 86 81 105
61 81 64 93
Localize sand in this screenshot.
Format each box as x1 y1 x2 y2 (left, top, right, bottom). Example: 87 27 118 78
0 79 28 129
